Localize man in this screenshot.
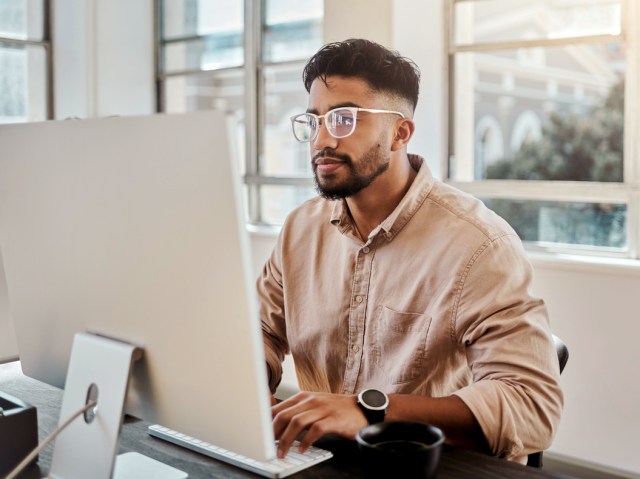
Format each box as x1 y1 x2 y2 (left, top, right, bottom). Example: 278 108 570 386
258 38 563 464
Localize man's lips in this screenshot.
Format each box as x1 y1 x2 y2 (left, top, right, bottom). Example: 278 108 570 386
314 157 345 175
314 157 343 165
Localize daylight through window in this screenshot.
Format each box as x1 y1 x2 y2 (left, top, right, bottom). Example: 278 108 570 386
157 0 323 225
0 0 51 124
446 0 640 258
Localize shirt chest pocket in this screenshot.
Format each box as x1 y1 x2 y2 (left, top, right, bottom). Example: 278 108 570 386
371 306 432 385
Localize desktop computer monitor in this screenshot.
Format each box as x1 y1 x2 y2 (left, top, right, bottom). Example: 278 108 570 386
0 112 276 468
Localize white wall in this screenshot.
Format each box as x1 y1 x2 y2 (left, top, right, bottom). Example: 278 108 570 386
392 0 446 179
324 0 393 47
531 260 640 476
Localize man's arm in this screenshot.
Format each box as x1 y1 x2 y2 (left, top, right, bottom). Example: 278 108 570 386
387 394 490 453
257 237 289 393
272 392 489 459
452 234 563 459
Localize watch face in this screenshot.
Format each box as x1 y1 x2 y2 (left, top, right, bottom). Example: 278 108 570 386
361 389 387 409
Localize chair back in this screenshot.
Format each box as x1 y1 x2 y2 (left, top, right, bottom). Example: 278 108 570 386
527 334 568 468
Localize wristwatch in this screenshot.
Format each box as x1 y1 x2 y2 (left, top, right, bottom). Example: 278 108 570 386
357 388 389 424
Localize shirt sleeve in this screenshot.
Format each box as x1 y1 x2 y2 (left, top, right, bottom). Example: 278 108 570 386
451 233 563 461
257 232 289 393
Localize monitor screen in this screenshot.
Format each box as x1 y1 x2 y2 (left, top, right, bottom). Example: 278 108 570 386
0 111 276 462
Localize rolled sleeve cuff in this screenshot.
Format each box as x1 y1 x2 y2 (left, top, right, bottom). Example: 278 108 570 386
453 384 525 462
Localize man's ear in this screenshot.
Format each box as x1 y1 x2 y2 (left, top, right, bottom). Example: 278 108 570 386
391 118 415 151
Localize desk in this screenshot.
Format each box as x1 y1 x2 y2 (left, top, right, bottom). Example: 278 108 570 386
0 361 575 479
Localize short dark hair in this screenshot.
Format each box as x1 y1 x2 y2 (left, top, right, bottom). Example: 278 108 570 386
302 39 420 112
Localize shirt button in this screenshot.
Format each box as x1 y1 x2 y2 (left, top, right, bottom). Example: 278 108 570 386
355 295 364 303
352 344 360 353
362 246 370 254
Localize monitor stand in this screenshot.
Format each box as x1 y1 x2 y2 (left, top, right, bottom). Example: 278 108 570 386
48 332 187 479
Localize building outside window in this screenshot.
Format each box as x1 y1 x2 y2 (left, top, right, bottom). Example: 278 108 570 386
157 0 323 225
0 0 51 124
446 0 639 259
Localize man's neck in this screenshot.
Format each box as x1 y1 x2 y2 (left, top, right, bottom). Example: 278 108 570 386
346 156 418 241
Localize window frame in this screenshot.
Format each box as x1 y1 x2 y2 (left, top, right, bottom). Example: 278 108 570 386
0 0 54 122
444 0 640 260
155 0 318 226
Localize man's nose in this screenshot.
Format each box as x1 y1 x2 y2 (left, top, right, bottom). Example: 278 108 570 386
312 120 338 150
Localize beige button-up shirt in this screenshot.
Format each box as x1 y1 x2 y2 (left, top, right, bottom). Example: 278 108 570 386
258 155 563 461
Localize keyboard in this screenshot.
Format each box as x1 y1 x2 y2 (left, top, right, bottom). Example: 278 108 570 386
148 424 333 478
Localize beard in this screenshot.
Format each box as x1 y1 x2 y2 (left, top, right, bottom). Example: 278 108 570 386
312 143 391 200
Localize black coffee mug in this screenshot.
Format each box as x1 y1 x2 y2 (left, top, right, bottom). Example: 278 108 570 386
356 421 445 479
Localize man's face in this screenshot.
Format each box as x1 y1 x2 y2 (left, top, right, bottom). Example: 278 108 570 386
307 76 396 200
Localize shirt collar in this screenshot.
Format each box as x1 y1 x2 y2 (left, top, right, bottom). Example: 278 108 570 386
329 155 434 241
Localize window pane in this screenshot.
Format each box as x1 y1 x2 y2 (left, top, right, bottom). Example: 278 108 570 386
454 0 621 46
161 0 243 41
482 198 626 248
0 0 44 40
0 43 47 123
163 33 243 73
164 70 244 112
262 63 312 177
260 185 316 224
163 71 245 172
262 0 323 62
452 43 624 182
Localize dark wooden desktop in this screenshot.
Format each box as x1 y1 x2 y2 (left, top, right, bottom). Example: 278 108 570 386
0 361 575 479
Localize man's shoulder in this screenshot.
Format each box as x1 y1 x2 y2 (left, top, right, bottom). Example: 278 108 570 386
425 181 517 242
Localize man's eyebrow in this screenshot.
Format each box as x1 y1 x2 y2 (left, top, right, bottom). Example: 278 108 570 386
306 102 363 115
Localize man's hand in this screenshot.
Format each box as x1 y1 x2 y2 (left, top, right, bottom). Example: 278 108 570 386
271 391 367 458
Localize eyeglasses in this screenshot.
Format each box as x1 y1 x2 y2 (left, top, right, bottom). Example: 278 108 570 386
290 107 405 143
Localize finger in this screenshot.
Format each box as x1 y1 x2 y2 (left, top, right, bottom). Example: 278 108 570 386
297 410 359 452
272 394 316 437
273 405 301 438
296 421 328 453
271 391 307 417
298 405 367 452
276 409 324 458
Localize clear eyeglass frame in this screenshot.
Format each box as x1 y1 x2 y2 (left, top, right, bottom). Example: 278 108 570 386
290 107 405 143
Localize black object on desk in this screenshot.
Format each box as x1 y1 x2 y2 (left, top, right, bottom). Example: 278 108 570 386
356 421 444 478
0 390 38 476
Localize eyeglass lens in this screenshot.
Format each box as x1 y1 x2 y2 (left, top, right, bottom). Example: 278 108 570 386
327 109 356 138
293 109 357 141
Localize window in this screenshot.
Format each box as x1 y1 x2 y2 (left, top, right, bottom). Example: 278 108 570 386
157 0 323 225
446 0 639 259
0 0 52 124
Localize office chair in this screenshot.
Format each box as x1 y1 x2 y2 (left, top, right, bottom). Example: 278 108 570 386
526 334 569 468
